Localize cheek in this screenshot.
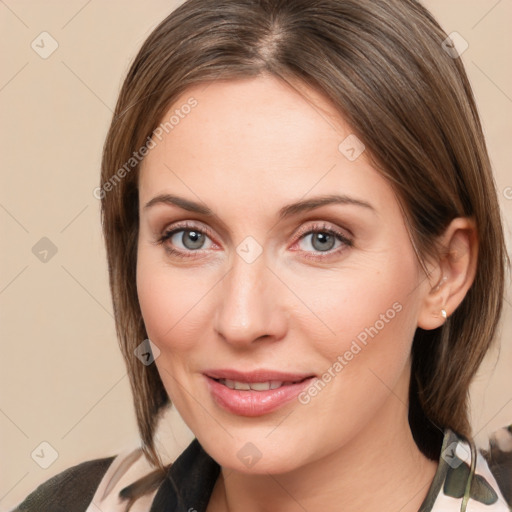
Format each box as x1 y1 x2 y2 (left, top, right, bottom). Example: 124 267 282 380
136 259 203 406
136 262 169 341
293 273 418 440
136 250 190 345
136 245 221 356
292 251 420 386
294 260 417 342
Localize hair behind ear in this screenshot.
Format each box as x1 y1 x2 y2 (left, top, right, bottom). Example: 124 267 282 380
409 330 445 459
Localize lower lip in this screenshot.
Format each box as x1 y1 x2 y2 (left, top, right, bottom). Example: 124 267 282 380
205 376 315 416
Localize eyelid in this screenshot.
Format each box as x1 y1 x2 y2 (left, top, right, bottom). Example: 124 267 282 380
153 220 217 249
155 219 353 259
292 220 352 244
289 221 353 258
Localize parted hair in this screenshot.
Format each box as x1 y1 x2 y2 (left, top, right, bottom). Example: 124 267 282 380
99 0 508 499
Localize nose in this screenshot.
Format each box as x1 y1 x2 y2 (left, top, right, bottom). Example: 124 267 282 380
213 250 288 348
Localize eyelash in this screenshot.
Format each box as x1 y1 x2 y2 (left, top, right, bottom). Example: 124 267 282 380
154 221 353 261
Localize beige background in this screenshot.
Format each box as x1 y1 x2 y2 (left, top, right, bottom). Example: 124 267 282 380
0 1 511 510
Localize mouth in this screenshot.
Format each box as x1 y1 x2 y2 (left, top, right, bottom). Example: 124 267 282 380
203 369 316 416
213 377 311 391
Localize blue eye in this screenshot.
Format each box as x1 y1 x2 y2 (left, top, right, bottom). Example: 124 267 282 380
157 225 215 258
153 219 216 260
167 229 211 251
155 221 353 260
293 223 353 260
299 231 341 252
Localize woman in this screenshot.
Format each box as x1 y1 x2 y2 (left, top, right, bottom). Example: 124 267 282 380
14 0 511 511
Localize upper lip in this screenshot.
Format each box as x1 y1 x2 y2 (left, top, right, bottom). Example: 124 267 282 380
204 369 315 383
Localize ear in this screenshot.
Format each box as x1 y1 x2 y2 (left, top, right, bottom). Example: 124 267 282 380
417 217 478 330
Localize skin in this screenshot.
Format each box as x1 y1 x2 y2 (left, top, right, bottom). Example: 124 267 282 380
136 74 477 512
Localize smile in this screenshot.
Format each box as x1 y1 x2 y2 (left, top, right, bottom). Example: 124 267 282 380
203 370 316 416
216 379 299 391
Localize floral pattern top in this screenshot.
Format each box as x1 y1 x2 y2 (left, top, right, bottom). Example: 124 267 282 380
13 426 512 511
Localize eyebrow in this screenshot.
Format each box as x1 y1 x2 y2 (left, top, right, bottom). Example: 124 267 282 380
143 193 375 219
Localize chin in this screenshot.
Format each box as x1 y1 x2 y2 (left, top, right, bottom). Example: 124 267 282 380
198 433 309 475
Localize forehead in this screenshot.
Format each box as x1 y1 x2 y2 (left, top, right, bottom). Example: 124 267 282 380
138 75 394 215
145 75 346 158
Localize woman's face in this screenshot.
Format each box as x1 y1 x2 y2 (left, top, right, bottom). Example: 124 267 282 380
136 75 432 473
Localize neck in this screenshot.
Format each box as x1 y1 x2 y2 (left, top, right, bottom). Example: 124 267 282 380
207 369 439 512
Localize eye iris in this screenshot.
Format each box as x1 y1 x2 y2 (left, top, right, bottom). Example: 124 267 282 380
312 232 335 252
173 230 340 252
182 230 205 250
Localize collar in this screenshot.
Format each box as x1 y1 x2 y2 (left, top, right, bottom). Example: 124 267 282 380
133 428 507 512
149 438 220 512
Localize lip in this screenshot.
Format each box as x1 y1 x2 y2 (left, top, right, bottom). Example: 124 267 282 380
203 368 316 417
204 368 314 383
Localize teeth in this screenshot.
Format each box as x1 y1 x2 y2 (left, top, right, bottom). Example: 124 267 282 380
219 379 286 391
234 381 251 390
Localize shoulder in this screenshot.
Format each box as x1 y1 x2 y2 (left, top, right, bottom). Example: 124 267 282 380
13 444 182 512
12 455 116 512
481 424 512 508
426 426 512 512
88 445 166 511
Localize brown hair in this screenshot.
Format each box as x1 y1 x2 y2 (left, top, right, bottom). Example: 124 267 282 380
100 0 508 502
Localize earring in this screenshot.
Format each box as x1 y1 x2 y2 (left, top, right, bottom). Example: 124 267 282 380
435 307 447 319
